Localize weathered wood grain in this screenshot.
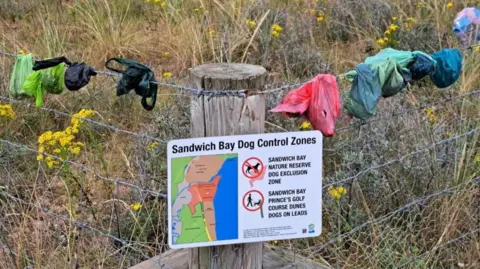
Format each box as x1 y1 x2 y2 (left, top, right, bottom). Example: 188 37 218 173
129 244 330 269
188 63 266 269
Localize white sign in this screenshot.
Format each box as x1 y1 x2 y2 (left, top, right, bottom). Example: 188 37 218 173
167 131 323 249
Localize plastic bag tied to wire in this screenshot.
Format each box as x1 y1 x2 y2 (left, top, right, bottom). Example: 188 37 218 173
8 54 34 99
453 7 480 48
270 74 341 137
65 63 97 91
105 58 158 111
345 64 381 121
33 56 98 92
24 59 67 107
429 48 463 89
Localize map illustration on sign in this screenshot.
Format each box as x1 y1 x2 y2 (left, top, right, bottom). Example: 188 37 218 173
168 131 323 249
171 154 238 245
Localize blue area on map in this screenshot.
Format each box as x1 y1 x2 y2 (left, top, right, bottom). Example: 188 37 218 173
213 157 238 240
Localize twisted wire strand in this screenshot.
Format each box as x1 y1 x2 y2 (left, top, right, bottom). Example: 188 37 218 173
316 176 479 251
0 191 173 269
0 139 167 199
324 127 480 189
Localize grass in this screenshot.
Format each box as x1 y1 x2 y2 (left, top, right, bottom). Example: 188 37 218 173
1 0 480 268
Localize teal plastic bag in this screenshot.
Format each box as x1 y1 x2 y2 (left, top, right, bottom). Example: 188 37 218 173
8 54 34 98
429 48 462 88
344 48 432 81
345 64 381 120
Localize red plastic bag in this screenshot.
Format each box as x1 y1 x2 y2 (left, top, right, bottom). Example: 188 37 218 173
270 74 341 136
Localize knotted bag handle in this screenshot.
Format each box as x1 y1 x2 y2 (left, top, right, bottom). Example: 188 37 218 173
105 58 125 73
141 89 157 111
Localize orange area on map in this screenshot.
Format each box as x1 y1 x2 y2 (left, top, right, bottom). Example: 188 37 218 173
187 175 221 215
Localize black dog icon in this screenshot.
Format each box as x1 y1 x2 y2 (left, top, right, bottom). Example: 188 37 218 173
245 162 261 175
253 199 262 207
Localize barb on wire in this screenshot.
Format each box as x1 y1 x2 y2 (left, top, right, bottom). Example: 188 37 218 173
336 89 480 133
0 191 173 269
0 139 167 199
324 127 480 189
316 176 479 251
396 227 480 268
0 96 168 144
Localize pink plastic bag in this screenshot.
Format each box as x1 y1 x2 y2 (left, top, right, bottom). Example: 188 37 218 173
270 74 341 136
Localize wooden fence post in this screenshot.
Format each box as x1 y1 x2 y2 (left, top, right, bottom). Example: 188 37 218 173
189 63 267 269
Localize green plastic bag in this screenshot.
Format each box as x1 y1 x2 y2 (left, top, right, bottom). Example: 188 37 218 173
43 63 65 94
8 54 34 98
377 58 410 98
23 62 66 108
23 71 45 108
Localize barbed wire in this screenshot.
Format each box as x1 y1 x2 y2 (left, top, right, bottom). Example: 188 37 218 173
324 126 480 189
396 227 480 268
0 139 168 199
316 175 479 251
335 89 480 133
0 191 173 269
1 50 305 97
2 87 478 153
0 95 168 144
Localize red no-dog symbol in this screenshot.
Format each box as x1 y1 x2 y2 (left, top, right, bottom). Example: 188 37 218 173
242 190 264 212
242 157 264 179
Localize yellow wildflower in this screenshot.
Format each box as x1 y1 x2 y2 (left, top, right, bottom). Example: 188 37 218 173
300 121 312 130
476 154 480 163
272 24 283 32
0 104 15 120
69 147 81 155
36 155 44 161
383 37 389 42
147 142 160 152
37 108 93 168
446 2 453 8
384 29 392 35
388 24 399 31
246 19 256 30
328 186 347 200
161 1 167 7
308 9 315 16
163 72 173 79
316 16 324 23
392 16 398 21
377 38 385 45
271 30 280 37
424 107 436 124
162 52 170 57
131 203 142 211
